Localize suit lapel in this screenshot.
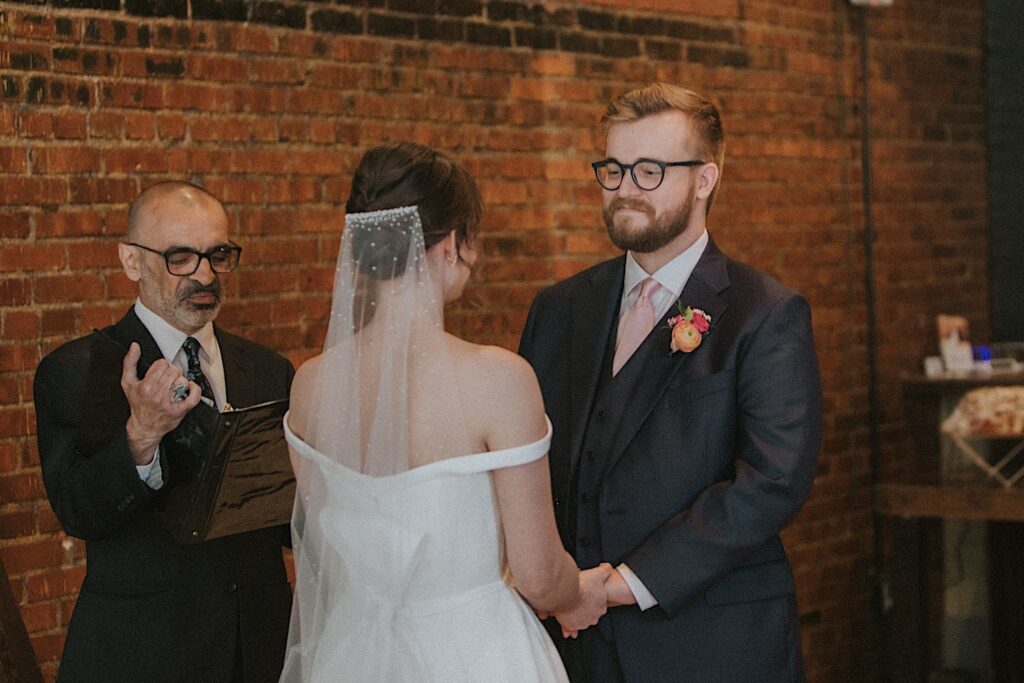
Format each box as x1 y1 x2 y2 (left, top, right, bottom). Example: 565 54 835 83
216 327 252 409
604 240 730 474
110 308 164 377
567 258 625 476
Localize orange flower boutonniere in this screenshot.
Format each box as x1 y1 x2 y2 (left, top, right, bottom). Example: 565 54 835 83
667 305 712 353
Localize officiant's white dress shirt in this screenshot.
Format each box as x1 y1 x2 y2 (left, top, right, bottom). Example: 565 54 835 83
615 229 709 611
132 298 226 489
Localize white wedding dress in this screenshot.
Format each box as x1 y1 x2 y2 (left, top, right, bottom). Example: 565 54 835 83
280 416 568 683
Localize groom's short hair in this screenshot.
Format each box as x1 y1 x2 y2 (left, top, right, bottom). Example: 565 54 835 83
602 83 725 211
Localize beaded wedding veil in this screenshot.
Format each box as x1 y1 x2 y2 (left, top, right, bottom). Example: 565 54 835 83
281 206 443 681
295 204 443 476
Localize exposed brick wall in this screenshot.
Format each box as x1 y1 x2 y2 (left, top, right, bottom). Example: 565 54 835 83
0 0 988 680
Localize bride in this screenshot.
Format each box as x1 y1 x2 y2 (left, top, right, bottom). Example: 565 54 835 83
280 142 610 681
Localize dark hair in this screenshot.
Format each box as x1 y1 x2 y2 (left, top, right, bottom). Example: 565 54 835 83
345 142 481 278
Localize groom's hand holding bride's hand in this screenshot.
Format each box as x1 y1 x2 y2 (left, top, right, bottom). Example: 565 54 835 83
554 563 613 639
602 566 638 608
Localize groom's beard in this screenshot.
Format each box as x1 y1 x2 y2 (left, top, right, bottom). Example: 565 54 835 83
603 184 696 254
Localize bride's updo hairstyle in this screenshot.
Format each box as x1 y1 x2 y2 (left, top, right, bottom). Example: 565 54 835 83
345 142 482 281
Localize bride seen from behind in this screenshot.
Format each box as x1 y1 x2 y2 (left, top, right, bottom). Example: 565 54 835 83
281 142 610 682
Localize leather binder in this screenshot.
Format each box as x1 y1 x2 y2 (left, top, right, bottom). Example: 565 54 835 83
158 397 294 543
83 330 295 544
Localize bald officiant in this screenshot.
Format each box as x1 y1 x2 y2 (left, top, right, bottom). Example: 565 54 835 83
34 182 294 682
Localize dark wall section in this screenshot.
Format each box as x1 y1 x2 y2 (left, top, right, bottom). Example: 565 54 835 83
987 1 1024 341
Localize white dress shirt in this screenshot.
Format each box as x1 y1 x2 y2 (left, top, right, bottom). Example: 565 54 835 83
132 299 226 489
615 229 709 610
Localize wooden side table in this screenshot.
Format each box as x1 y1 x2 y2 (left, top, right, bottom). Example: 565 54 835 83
876 371 1024 681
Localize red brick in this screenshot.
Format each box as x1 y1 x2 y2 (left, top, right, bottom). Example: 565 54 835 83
0 442 19 473
0 279 31 307
29 633 64 666
66 241 119 269
0 178 67 204
265 179 319 205
0 406 31 437
163 83 225 112
88 111 124 139
68 177 138 205
3 310 39 339
40 309 78 337
33 147 101 173
124 112 156 140
77 304 119 331
18 111 53 138
103 148 187 174
52 112 88 140
0 108 15 136
105 275 137 300
34 274 104 304
282 150 347 176
248 57 304 84
187 54 249 82
0 147 30 173
190 117 253 143
35 211 104 238
25 566 86 603
0 212 31 239
0 472 45 506
36 508 64 536
0 510 36 539
19 601 58 633
99 81 164 109
0 375 20 406
156 113 187 141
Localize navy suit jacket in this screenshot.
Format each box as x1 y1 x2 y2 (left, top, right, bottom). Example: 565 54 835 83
520 239 821 682
34 309 294 683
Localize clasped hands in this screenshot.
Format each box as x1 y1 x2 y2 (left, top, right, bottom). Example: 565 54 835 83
543 563 638 639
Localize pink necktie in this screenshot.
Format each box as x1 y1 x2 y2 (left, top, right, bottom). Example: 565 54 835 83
613 278 660 376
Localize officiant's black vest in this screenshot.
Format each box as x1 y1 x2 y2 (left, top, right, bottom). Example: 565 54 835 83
570 312 648 569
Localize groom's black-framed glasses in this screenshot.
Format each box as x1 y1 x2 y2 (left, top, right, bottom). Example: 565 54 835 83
591 158 706 192
128 242 242 276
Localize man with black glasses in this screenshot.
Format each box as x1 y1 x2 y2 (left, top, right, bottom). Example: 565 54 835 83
520 83 822 681
34 181 293 682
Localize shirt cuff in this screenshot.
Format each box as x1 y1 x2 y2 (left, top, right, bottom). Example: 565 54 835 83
616 563 658 611
135 447 165 490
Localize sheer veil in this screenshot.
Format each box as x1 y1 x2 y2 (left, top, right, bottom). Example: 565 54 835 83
300 204 442 475
281 206 444 681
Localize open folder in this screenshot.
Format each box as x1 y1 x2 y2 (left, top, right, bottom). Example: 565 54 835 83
83 330 295 544
159 397 294 543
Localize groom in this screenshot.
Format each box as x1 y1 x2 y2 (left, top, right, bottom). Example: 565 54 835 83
520 83 822 681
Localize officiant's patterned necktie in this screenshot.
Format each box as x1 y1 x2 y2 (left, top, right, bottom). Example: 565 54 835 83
182 337 215 402
613 277 661 376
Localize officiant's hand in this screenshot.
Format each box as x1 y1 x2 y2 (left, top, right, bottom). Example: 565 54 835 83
122 342 201 465
555 563 613 638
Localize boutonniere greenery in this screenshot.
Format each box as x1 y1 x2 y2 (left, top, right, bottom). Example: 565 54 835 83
666 304 712 353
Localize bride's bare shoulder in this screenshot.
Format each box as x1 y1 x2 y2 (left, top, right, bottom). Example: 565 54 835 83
459 342 546 448
292 354 323 393
288 354 324 437
454 339 538 392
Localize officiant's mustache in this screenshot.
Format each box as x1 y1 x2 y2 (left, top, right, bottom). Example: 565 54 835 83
178 280 222 307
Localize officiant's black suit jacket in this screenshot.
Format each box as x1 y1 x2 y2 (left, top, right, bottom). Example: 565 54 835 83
520 239 822 682
34 308 294 683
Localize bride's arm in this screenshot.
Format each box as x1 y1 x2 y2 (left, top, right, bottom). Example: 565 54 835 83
493 456 579 612
485 353 579 613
